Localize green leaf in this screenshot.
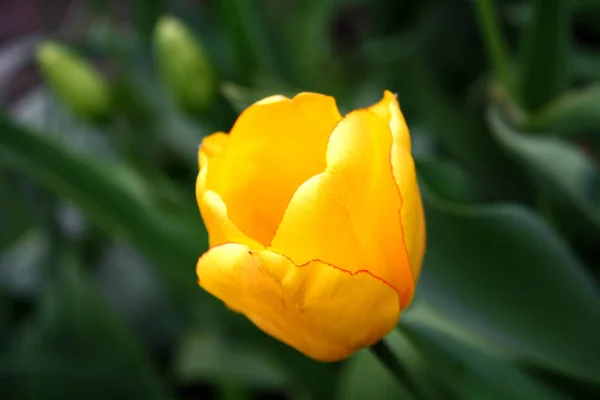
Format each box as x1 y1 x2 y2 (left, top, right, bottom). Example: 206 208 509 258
0 290 11 347
1 257 168 399
174 330 286 390
402 300 505 359
10 87 115 158
244 326 340 400
214 0 290 84
416 158 479 204
287 0 343 91
400 319 571 400
406 59 532 202
572 48 600 82
0 168 34 247
337 331 421 400
0 230 48 298
524 84 600 137
0 115 202 299
489 106 600 239
221 82 298 113
418 177 600 384
130 0 166 38
518 0 571 112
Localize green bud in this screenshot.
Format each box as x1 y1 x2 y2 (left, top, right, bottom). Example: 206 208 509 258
36 41 112 120
154 16 216 113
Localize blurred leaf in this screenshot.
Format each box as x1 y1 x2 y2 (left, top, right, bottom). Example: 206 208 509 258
524 84 600 137
175 330 286 390
0 257 168 399
400 319 571 400
111 70 212 162
93 243 182 349
214 0 289 83
416 158 479 203
221 82 298 113
287 0 341 90
0 116 202 298
418 176 600 384
0 290 9 344
572 48 600 82
0 169 33 247
518 0 571 112
10 87 116 158
0 230 47 298
203 311 341 400
403 300 505 359
406 59 531 202
336 346 415 400
234 323 340 400
489 106 600 239
131 0 166 38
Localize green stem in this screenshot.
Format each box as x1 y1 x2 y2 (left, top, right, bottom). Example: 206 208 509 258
370 339 430 399
473 0 518 104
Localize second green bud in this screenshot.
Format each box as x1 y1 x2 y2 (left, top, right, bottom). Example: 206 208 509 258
154 16 217 114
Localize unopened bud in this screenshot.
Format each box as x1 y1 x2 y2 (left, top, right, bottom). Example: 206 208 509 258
154 16 216 113
36 41 111 120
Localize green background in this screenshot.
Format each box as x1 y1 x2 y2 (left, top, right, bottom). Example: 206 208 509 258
1 0 599 399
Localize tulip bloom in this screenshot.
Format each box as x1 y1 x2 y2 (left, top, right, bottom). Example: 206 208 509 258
196 91 425 361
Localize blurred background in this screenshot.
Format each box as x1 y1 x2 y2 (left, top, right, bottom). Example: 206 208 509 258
1 0 600 399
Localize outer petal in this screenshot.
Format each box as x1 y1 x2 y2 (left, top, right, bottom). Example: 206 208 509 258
368 91 426 277
270 110 415 307
197 243 400 361
205 93 342 246
196 132 229 205
392 148 426 278
368 90 411 151
195 132 262 249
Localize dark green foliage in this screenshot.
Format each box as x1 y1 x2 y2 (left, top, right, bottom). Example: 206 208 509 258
0 0 599 399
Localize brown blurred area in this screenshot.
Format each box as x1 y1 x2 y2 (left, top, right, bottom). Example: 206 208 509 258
0 0 76 107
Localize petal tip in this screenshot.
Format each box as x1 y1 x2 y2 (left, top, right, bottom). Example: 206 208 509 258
255 94 289 106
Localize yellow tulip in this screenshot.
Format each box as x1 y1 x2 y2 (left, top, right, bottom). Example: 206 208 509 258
195 91 426 361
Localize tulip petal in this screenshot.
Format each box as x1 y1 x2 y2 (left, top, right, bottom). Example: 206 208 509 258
198 190 264 249
197 243 400 361
198 132 229 170
368 90 411 151
392 147 427 278
196 132 229 204
270 110 415 307
369 91 426 277
204 93 342 246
